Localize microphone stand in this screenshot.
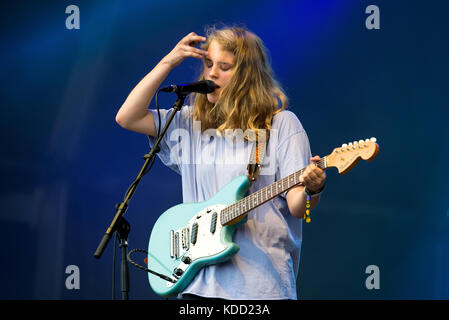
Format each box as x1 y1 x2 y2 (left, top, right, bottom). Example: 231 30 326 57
94 92 187 300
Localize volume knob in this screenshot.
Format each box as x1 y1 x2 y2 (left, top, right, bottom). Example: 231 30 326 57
181 256 191 264
174 268 184 277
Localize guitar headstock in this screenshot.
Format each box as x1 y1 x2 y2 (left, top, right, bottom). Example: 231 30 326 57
326 138 379 174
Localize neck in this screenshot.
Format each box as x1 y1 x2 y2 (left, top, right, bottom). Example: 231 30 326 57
220 157 328 226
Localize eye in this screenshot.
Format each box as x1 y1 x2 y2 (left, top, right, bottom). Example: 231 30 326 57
204 59 213 68
220 64 232 71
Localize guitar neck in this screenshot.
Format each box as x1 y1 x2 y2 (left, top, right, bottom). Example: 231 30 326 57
220 156 328 226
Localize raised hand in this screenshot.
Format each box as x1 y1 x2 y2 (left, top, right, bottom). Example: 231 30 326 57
161 32 209 68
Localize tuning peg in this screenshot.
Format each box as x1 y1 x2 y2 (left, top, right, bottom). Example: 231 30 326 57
359 140 364 144
342 143 348 147
348 142 353 146
370 137 377 142
353 141 358 145
365 139 370 142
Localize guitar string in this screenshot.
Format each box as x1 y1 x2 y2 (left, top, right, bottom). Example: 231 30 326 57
221 157 327 224
222 141 373 223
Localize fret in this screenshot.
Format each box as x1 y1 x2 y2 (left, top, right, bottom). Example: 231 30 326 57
234 203 238 220
221 157 330 226
229 204 235 221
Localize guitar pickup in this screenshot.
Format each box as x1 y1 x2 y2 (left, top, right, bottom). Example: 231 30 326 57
210 212 217 234
191 223 198 245
182 227 190 250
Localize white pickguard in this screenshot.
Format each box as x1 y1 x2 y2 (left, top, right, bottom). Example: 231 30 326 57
166 204 228 287
174 204 227 261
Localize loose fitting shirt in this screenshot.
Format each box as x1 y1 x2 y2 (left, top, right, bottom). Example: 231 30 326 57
148 105 311 299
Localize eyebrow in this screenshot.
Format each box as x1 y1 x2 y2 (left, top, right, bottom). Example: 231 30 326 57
203 58 234 66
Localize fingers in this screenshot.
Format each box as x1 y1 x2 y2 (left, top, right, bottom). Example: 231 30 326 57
178 33 208 58
182 32 207 46
301 162 326 191
180 44 208 58
187 37 207 47
166 33 208 66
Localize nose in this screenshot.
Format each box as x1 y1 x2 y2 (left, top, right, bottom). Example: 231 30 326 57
208 65 219 79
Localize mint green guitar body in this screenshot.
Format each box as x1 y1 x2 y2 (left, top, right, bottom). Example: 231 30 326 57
147 175 251 297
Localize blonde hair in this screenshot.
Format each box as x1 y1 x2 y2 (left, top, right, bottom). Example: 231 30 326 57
190 26 288 139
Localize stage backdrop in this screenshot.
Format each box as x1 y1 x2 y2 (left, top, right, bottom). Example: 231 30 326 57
0 0 448 299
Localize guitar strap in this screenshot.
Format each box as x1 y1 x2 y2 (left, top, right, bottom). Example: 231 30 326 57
247 132 267 182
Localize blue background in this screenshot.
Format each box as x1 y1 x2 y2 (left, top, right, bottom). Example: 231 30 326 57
1 0 448 300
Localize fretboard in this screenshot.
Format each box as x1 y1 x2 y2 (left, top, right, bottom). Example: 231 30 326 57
220 157 327 225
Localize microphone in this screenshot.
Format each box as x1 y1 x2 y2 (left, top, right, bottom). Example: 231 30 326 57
160 80 217 95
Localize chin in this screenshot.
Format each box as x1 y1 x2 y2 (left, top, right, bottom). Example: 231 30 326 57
207 93 218 104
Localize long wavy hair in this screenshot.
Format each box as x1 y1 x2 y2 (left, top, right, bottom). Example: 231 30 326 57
190 26 288 140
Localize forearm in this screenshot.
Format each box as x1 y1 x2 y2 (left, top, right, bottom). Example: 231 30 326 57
116 32 207 130
116 60 173 126
286 186 320 219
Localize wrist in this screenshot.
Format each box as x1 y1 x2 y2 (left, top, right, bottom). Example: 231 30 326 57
158 57 177 70
304 182 325 198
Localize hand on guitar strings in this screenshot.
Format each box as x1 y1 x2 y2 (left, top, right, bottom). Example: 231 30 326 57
300 156 326 193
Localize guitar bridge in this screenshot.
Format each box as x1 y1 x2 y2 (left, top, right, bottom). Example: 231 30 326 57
170 230 180 259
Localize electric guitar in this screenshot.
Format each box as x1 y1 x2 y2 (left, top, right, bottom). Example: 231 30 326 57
147 138 379 297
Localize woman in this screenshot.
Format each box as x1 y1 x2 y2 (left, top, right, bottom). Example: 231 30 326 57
116 26 326 300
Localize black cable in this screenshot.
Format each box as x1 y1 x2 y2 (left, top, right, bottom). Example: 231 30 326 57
127 249 176 283
127 249 149 273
